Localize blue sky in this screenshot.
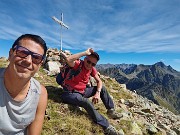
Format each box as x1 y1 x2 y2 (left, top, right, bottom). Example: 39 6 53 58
0 0 180 71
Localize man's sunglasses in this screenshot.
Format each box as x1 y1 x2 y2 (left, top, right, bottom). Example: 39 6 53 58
86 59 96 67
13 45 45 64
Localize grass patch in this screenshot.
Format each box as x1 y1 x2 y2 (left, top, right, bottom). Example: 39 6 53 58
154 94 178 114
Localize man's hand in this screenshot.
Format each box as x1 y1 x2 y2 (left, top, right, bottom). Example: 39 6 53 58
92 92 100 104
60 51 68 60
85 48 94 56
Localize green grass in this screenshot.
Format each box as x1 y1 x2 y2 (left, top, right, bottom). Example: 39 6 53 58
152 91 178 114
154 94 178 114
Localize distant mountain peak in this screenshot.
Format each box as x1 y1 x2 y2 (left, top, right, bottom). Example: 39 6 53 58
154 61 166 67
96 61 180 114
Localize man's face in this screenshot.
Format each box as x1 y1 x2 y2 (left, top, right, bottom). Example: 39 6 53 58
8 39 44 79
84 56 98 70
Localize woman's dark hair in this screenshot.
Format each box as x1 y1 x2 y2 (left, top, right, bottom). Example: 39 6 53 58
89 52 100 61
12 34 47 57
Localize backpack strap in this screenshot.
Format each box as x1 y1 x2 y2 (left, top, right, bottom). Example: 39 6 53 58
62 60 83 85
66 60 83 80
56 64 70 85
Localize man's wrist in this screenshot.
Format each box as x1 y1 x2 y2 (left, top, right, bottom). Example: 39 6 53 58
83 51 88 56
97 89 101 93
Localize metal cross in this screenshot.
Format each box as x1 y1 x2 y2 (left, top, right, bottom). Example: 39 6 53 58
52 13 69 51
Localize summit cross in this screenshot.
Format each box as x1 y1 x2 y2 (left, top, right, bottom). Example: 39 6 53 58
52 13 69 51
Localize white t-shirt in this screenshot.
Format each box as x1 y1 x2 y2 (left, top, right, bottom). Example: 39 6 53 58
0 68 41 135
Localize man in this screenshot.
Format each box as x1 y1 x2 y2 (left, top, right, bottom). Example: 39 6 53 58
0 34 48 135
60 48 123 135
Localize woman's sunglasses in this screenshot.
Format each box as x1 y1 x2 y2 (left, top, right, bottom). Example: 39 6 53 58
86 59 96 67
13 45 45 64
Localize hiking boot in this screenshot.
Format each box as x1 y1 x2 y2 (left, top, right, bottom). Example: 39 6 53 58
104 125 123 135
107 109 123 119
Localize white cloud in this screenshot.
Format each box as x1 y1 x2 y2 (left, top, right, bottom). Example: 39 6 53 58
0 0 180 53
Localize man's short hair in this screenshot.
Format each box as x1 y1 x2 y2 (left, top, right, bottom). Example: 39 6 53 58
12 34 47 57
89 52 100 61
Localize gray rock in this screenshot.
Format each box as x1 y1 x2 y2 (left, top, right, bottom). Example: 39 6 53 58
146 124 158 134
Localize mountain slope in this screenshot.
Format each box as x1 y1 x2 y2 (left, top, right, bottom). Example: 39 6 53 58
96 62 180 114
0 58 180 135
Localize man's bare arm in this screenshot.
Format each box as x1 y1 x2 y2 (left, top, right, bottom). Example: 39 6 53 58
66 48 94 67
27 85 48 135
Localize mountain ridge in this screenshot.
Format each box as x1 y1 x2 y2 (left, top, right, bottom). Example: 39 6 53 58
96 61 180 114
